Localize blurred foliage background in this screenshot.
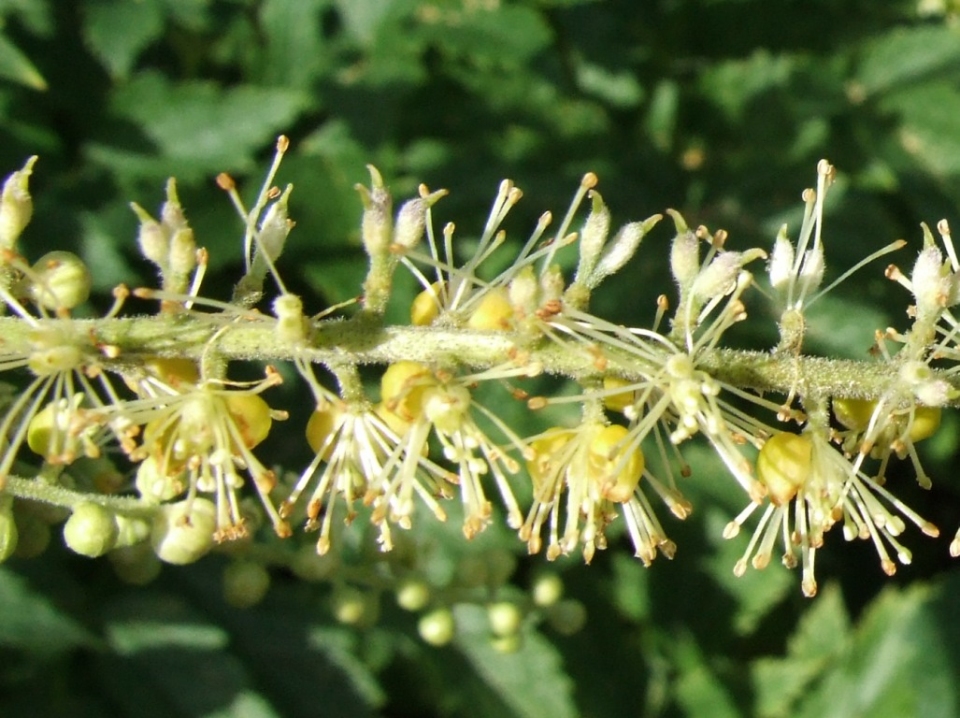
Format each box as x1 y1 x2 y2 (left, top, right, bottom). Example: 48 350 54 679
4 0 960 716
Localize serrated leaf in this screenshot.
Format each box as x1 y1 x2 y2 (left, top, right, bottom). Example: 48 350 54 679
82 0 165 79
453 604 577 718
793 581 960 718
0 566 94 656
0 33 46 90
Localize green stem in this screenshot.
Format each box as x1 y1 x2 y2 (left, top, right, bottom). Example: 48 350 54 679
0 315 948 403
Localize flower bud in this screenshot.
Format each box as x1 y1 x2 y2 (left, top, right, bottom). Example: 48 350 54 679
588 215 660 288
418 607 455 646
393 198 429 251
574 191 611 283
768 228 795 293
670 228 700 290
691 251 741 302
136 455 185 502
28 251 92 311
540 264 565 303
0 156 37 250
508 266 539 318
530 572 563 607
395 577 431 612
911 245 952 318
487 601 523 638
151 498 216 565
160 178 187 232
114 515 151 548
331 585 377 626
63 502 118 558
131 203 169 267
273 293 309 345
167 227 197 277
421 384 470 434
357 166 393 258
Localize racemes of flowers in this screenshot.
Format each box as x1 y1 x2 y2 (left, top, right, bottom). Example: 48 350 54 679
0 138 957 609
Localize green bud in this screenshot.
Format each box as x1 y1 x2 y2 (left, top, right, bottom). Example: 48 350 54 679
0 156 37 250
114 515 151 548
418 607 455 647
150 498 216 565
131 202 169 267
135 455 184 503
167 227 197 278
530 572 564 607
357 165 393 257
160 178 187 232
28 251 92 311
395 577 431 612
487 601 523 638
63 502 118 558
331 585 376 626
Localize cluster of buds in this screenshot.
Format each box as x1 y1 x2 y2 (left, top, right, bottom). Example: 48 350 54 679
0 139 956 617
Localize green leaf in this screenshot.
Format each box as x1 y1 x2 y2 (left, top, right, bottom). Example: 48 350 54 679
0 566 94 656
0 33 46 89
453 604 578 718
107 71 310 178
82 0 165 79
576 61 644 109
258 0 331 89
793 579 960 718
672 633 740 718
699 50 793 122
752 583 850 717
878 81 960 178
857 26 960 97
98 592 283 718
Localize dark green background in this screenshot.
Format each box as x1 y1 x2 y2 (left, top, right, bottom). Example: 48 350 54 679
3 1 960 716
